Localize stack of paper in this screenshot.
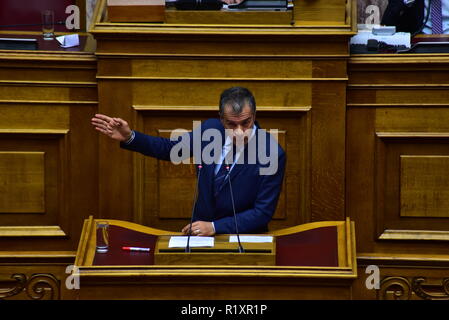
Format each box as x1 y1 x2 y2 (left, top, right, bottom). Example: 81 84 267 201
168 236 214 248
350 31 411 48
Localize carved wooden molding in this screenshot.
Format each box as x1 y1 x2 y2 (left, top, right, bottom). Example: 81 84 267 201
0 273 60 300
0 129 70 135
25 274 60 300
378 277 412 300
98 76 348 81
0 100 97 105
133 105 312 112
0 226 67 237
379 276 449 300
379 229 449 241
0 274 27 299
412 277 449 300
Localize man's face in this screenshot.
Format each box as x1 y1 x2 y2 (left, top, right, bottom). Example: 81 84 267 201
220 104 255 146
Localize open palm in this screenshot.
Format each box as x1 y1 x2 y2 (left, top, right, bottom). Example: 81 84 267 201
91 114 132 142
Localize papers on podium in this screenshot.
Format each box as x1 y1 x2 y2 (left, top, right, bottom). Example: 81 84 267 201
351 25 411 48
229 235 273 243
56 34 79 48
168 236 214 248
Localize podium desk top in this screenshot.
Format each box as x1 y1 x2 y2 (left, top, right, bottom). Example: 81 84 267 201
72 217 357 300
75 217 355 271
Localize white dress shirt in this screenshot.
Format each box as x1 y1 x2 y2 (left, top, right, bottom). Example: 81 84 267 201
422 0 449 34
214 124 257 175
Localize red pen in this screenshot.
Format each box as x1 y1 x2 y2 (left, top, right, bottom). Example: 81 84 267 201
122 246 150 252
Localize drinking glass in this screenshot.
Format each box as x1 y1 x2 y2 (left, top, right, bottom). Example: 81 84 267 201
96 221 109 253
41 10 55 40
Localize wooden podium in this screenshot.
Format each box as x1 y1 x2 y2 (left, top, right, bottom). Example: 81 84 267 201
155 234 276 266
72 217 357 299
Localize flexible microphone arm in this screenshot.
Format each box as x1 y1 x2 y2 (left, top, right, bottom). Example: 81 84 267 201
225 161 244 253
186 164 202 253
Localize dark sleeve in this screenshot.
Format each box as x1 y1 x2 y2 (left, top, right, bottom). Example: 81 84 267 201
213 150 286 234
120 129 193 161
381 0 424 33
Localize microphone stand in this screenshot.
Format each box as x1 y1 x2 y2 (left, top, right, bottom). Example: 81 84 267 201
186 164 202 253
225 160 244 253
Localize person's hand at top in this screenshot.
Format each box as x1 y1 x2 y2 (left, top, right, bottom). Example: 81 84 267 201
222 0 244 4
91 114 132 142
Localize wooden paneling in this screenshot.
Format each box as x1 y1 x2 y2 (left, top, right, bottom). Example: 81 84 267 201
93 0 352 233
131 81 312 108
400 156 449 218
354 254 449 300
0 50 98 251
130 59 314 79
3 0 354 300
95 37 350 58
348 55 449 298
0 152 45 213
164 9 293 25
0 104 70 131
375 133 449 240
294 0 349 26
0 133 68 230
0 252 76 300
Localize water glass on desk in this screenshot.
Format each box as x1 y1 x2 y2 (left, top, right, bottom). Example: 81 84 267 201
96 221 109 253
41 10 54 40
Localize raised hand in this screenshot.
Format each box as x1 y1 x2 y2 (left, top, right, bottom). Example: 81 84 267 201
91 113 132 142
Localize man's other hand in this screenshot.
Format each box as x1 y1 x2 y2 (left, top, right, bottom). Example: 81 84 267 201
91 114 132 142
182 221 215 237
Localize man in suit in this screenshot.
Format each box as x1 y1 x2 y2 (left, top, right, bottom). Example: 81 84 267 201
381 0 449 34
91 87 286 236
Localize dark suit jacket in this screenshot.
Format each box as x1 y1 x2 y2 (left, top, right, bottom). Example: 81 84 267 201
121 118 286 234
382 0 425 33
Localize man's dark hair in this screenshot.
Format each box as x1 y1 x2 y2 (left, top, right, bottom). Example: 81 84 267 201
219 87 256 116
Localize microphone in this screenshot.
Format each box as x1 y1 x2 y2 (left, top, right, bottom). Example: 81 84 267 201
224 160 244 253
185 164 203 253
166 0 223 10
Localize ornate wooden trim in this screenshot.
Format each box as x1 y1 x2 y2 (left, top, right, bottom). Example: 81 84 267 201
0 100 97 105
0 129 70 135
412 277 449 300
0 273 60 300
0 80 97 86
378 276 449 300
24 274 60 300
132 105 312 112
350 54 449 64
376 132 449 138
378 277 412 300
0 226 67 237
0 274 27 299
378 229 449 241
97 76 348 81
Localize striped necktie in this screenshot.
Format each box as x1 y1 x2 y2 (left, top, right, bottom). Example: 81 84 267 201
213 161 229 197
213 146 237 197
431 0 443 34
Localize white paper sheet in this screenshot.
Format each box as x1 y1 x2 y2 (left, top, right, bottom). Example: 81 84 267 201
229 236 273 243
168 236 214 248
56 34 79 48
350 31 411 48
